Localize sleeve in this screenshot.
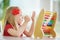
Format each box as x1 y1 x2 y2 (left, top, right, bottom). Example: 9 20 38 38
4 24 13 31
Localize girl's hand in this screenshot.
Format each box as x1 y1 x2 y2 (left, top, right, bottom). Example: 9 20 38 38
31 11 35 22
24 16 30 22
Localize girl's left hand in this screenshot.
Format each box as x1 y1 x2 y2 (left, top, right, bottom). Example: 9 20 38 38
31 11 35 22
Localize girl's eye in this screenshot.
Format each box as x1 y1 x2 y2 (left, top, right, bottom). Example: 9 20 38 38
20 16 23 19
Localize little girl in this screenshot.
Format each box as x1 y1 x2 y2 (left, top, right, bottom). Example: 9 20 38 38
3 6 35 37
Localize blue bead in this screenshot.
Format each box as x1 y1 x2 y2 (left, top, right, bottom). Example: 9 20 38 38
47 22 52 26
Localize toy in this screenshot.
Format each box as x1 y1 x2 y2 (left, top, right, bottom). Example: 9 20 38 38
34 9 57 38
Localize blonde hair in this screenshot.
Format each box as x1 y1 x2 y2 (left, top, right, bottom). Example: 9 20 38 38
4 7 19 30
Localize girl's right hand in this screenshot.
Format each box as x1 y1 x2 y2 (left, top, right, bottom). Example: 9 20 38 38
24 16 30 22
31 11 35 22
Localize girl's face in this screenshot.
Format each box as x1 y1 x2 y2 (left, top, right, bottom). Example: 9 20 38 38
15 13 23 25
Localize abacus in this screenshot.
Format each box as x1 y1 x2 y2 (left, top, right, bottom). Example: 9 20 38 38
34 9 57 38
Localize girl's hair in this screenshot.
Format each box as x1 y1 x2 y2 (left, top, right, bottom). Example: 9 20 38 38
4 6 20 30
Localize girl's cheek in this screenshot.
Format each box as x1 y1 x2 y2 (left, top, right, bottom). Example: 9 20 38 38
18 19 22 25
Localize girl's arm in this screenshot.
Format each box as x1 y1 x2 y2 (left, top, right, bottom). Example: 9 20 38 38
24 21 34 37
8 16 30 37
24 11 35 37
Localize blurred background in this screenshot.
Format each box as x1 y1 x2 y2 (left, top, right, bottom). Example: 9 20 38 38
0 0 60 38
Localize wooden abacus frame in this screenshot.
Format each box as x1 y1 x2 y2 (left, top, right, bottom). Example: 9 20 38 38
34 9 57 38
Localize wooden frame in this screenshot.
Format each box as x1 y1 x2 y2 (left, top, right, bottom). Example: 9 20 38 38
34 9 57 38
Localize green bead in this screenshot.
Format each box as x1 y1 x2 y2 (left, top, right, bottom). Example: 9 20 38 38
44 20 47 21
50 20 54 24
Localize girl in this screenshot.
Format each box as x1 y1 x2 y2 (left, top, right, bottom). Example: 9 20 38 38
3 6 35 37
